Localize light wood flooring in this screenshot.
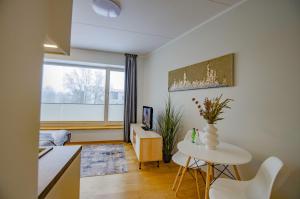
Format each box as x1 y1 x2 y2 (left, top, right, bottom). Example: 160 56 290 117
80 143 206 199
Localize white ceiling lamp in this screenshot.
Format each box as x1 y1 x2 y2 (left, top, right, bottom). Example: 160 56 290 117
92 0 121 18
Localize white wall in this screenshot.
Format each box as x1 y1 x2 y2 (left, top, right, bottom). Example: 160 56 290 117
137 56 144 123
141 0 300 198
70 129 123 142
0 1 47 198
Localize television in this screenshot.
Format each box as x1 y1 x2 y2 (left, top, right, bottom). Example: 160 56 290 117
142 106 153 130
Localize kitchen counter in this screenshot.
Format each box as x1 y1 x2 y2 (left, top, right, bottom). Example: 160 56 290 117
38 145 82 199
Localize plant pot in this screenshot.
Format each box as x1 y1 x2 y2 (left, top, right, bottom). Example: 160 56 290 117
202 123 219 150
163 153 172 163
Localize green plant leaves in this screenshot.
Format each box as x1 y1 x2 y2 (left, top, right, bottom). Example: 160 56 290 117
157 95 182 156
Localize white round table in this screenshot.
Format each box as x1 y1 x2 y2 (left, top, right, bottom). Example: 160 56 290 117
176 140 252 199
177 140 252 165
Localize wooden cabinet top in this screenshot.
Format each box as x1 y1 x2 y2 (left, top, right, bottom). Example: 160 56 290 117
131 123 161 139
38 146 81 198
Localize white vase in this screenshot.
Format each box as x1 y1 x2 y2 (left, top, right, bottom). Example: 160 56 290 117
202 123 219 150
195 131 202 145
195 130 204 145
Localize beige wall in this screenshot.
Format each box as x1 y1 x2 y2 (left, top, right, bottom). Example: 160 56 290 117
46 0 73 55
142 0 300 198
0 1 47 198
45 48 125 66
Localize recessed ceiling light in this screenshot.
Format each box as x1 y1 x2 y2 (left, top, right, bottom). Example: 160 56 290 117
44 44 58 48
92 0 121 18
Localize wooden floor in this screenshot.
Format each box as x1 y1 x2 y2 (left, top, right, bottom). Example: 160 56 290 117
80 143 206 199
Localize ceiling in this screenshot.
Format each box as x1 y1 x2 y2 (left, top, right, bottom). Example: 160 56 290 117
71 0 242 55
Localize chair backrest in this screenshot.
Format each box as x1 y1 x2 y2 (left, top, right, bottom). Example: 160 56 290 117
247 156 283 199
184 130 193 141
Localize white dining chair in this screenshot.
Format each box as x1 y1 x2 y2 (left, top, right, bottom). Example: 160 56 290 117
172 130 206 199
209 156 283 199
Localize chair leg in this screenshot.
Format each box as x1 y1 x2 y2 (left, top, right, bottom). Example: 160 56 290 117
233 165 241 180
172 166 182 190
205 163 212 199
198 169 206 184
211 164 214 180
194 169 201 199
175 156 191 195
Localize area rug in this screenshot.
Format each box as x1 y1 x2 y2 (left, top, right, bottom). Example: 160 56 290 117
80 144 128 177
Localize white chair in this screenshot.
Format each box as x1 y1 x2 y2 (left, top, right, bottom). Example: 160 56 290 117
209 156 283 199
172 130 206 199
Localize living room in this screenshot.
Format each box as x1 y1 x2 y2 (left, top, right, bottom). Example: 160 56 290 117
1 0 299 199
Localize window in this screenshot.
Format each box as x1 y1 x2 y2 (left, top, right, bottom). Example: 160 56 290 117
40 64 124 125
109 71 125 121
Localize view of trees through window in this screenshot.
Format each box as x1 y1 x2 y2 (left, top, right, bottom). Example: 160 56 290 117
41 64 124 122
42 65 106 104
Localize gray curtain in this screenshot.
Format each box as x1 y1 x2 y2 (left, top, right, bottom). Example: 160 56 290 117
124 54 138 142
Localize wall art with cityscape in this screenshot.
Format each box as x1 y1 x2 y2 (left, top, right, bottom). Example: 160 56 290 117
168 53 234 92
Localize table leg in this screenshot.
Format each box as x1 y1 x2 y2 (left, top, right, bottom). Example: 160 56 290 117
175 156 191 195
194 169 201 199
205 163 212 199
172 166 182 190
233 165 241 180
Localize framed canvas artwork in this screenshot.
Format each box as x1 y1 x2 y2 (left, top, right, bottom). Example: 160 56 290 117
168 53 234 92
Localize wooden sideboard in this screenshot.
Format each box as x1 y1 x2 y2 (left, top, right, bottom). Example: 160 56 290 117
130 123 162 169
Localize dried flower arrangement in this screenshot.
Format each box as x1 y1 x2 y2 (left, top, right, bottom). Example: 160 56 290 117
192 95 233 124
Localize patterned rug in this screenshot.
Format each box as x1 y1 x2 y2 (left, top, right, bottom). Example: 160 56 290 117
80 144 128 178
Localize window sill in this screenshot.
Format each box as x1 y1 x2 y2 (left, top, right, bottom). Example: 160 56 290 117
40 123 123 130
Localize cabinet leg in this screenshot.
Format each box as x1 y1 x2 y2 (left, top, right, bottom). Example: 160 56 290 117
157 161 159 168
139 162 141 170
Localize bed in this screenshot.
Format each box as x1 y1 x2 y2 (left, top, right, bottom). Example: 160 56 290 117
39 130 71 146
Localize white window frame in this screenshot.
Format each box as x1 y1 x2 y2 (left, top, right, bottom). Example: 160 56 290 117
40 61 125 128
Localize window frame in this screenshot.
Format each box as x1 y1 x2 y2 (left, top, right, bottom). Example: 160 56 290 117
40 61 125 128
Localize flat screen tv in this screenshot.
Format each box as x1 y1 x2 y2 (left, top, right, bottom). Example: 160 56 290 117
142 106 153 130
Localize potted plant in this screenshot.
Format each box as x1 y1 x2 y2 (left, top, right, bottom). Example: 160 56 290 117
192 95 233 150
157 96 182 163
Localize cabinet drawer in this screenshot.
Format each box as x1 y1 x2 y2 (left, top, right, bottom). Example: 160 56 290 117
139 138 162 162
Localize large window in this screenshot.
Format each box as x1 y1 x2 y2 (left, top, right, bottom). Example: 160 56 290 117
109 71 125 121
40 64 124 124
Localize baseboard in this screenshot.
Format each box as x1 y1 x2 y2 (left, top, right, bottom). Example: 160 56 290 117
69 129 124 142
67 140 125 145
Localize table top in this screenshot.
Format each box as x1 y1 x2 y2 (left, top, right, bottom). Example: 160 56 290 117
38 146 82 198
177 140 252 165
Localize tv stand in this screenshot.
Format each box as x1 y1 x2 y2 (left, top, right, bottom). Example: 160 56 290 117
141 126 152 131
130 123 162 169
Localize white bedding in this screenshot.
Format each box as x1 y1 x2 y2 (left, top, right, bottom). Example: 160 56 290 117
39 130 70 146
